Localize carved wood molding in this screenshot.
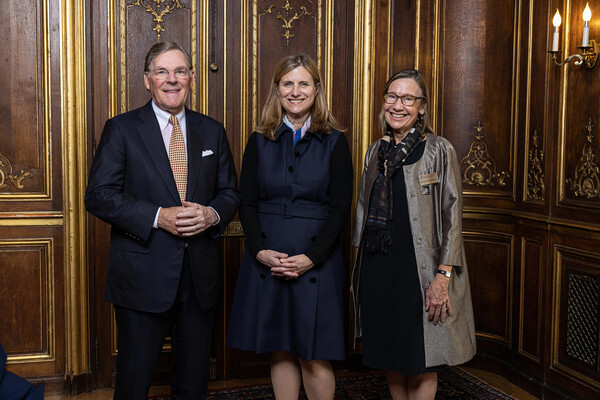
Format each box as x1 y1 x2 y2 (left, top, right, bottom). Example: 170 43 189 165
260 0 314 46
129 0 187 41
566 118 600 199
460 120 511 188
0 153 34 191
526 130 545 201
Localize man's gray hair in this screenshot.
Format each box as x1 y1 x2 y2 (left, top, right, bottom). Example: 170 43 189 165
144 41 192 72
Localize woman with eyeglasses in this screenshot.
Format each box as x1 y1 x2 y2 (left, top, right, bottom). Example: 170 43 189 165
351 70 476 399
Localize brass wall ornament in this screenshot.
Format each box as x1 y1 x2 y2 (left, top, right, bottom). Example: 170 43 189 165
0 153 34 191
130 0 186 41
526 130 545 201
261 0 313 46
460 120 511 187
566 118 600 199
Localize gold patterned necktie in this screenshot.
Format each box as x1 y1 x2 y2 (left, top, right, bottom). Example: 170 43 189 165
168 115 187 203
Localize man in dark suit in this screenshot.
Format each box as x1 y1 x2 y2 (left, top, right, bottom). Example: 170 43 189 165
85 41 240 400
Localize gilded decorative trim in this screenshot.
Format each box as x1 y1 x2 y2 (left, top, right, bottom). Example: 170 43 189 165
526 130 545 201
224 220 244 236
61 0 89 376
240 0 249 166
324 0 332 105
260 0 314 46
0 153 34 191
460 120 511 187
3 239 55 364
129 0 186 41
566 118 600 199
352 0 375 216
0 212 63 226
430 0 441 133
196 1 205 113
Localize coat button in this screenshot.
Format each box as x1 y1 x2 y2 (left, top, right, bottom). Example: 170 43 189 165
295 152 300 157
260 273 266 279
310 277 317 283
288 166 294 172
311 236 316 241
413 216 418 220
261 232 267 238
410 192 416 197
407 169 412 173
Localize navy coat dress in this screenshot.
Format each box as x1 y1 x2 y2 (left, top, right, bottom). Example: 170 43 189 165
227 124 353 361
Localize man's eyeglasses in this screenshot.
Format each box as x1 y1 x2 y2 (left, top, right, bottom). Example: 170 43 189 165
383 93 425 106
148 68 191 80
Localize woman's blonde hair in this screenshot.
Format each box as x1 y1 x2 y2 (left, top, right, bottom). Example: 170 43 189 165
257 54 345 140
378 69 434 137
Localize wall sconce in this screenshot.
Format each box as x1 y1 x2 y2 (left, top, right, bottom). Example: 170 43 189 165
548 3 598 68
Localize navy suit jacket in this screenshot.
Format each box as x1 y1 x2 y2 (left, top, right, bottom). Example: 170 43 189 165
85 101 240 312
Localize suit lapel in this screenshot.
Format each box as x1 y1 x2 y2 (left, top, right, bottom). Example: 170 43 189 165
185 110 205 201
137 102 181 204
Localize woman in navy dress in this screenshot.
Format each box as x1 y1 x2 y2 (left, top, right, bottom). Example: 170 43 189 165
227 54 353 399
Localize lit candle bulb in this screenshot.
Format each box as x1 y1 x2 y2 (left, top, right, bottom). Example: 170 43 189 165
552 9 561 51
582 3 591 47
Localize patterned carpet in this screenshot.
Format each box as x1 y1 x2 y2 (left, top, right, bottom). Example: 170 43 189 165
150 367 516 399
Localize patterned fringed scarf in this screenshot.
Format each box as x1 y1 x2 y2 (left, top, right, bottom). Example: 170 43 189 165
365 124 423 254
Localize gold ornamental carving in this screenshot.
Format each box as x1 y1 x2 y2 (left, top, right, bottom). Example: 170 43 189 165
566 118 600 199
0 153 34 191
526 130 545 201
460 121 511 187
261 0 314 46
130 0 186 41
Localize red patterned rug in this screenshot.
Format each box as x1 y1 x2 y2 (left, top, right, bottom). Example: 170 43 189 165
150 367 516 399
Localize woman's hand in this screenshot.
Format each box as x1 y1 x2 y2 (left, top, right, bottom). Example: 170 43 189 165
277 254 315 279
425 266 453 324
256 250 289 277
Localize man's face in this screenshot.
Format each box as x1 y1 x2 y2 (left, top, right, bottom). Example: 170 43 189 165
144 49 194 115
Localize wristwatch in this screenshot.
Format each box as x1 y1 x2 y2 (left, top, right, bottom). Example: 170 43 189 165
436 269 451 278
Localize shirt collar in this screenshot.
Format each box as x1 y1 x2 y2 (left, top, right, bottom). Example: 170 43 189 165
283 114 311 135
151 101 186 132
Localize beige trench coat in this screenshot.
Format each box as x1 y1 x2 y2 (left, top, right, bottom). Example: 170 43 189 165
351 133 476 367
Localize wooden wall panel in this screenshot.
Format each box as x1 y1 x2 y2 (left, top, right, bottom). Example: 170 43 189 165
557 0 600 217
0 226 65 382
464 229 513 346
546 238 600 398
0 0 67 391
441 0 516 199
518 234 544 364
0 0 50 202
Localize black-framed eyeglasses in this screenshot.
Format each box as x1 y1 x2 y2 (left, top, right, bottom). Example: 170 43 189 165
147 67 191 80
383 93 425 106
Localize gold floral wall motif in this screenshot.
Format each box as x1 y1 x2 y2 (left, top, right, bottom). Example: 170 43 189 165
0 153 34 191
526 130 545 201
261 0 314 46
460 120 511 187
566 118 600 199
130 0 187 41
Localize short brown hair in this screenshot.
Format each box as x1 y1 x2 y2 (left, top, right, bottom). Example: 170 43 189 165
257 54 345 140
144 42 192 72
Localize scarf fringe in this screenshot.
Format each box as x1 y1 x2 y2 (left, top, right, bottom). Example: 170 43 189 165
365 226 392 254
